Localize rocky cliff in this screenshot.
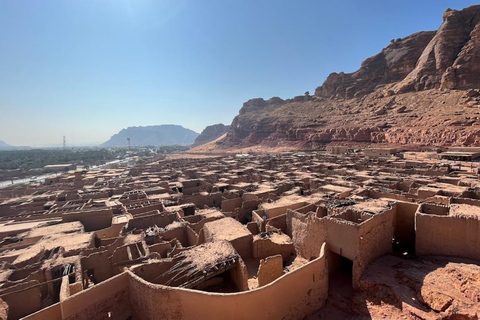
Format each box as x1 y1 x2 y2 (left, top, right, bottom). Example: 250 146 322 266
219 5 480 150
193 124 230 146
315 31 436 99
394 6 480 93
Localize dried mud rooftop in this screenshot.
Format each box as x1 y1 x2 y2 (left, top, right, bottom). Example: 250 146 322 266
0 150 480 319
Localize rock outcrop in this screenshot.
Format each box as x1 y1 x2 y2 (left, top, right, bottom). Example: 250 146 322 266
315 31 435 99
193 124 230 146
317 5 480 96
217 5 480 150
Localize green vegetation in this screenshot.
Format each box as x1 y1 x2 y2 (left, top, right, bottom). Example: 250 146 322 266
0 148 126 171
0 145 190 182
156 145 190 154
0 145 189 171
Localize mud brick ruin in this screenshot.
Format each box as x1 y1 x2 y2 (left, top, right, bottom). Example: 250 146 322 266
1 150 480 319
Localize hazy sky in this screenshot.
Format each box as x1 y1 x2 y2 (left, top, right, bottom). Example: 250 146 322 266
0 0 476 146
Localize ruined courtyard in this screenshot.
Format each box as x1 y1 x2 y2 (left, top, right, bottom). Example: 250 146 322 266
0 150 480 319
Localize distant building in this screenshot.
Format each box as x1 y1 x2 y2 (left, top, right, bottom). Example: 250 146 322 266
44 163 76 172
439 151 480 161
363 148 398 158
326 146 352 154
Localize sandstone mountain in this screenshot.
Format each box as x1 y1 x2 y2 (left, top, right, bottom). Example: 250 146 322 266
102 125 199 147
214 5 480 150
193 124 230 147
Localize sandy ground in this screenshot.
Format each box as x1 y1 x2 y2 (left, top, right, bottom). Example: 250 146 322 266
309 255 480 319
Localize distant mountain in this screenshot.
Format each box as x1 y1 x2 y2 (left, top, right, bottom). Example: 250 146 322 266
101 125 200 147
193 124 230 146
0 140 30 150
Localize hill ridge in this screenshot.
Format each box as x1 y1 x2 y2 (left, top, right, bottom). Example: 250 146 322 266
102 124 199 147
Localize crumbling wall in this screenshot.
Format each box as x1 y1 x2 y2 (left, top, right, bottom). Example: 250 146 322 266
251 210 266 231
420 203 450 215
131 260 174 284
261 202 307 219
201 218 253 259
451 197 480 207
416 212 480 260
324 217 359 261
367 189 415 202
148 241 174 258
226 258 249 292
265 213 287 233
59 276 70 302
111 242 147 268
126 212 178 231
81 250 113 284
186 226 198 246
257 255 284 286
162 225 197 247
221 197 242 213
62 208 113 232
180 193 222 208
253 233 294 262
94 223 124 239
355 206 395 286
291 214 326 260
128 242 328 320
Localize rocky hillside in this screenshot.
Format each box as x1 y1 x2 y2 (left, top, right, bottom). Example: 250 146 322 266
193 124 230 147
218 5 480 150
102 125 199 147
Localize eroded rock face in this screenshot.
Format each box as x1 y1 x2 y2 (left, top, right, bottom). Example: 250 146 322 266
228 97 287 143
193 124 230 146
394 5 480 92
442 20 480 90
317 5 480 97
315 31 435 99
220 5 480 150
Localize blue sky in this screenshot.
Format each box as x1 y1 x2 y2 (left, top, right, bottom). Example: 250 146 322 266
0 0 476 146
